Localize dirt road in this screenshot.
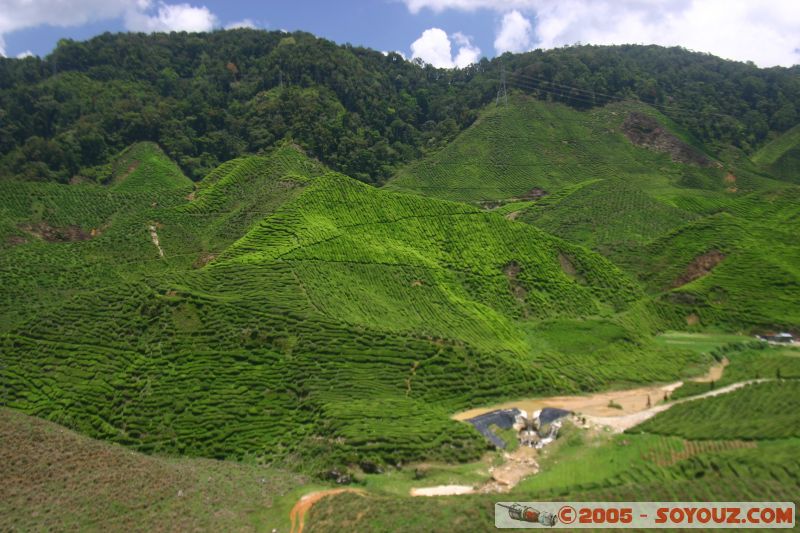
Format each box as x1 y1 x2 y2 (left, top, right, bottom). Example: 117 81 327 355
297 365 763 526
453 381 684 421
289 488 365 533
586 378 769 432
453 359 729 421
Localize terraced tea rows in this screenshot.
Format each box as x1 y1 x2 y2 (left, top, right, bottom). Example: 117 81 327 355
387 97 730 205
635 381 800 440
519 178 697 252
389 97 800 332
110 142 193 192
752 123 800 183
670 343 800 399
2 144 710 471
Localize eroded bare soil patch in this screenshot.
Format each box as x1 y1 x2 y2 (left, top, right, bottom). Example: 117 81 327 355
671 250 725 288
18 222 97 242
623 112 711 166
517 187 548 201
192 252 217 268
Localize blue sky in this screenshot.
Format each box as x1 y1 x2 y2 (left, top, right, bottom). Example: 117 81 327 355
1 1 799 67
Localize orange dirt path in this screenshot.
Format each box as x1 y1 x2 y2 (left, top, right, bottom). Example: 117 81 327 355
289 488 365 533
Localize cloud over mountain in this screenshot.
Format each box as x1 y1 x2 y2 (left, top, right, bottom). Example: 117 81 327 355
403 0 800 66
0 0 218 56
410 27 481 68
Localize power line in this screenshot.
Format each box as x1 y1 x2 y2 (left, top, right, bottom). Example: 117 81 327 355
506 70 739 121
507 79 622 109
496 62 508 107
507 77 715 124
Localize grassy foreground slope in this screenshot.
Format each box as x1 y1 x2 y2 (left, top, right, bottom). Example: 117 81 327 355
0 408 307 532
1 144 703 471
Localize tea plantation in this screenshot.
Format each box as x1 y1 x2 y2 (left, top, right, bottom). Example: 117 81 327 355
307 388 800 532
1 97 798 515
0 141 707 471
391 96 800 332
635 380 800 440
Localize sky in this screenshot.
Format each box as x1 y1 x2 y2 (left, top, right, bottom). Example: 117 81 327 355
0 0 799 68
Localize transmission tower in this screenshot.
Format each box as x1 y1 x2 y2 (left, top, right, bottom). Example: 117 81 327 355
496 63 508 106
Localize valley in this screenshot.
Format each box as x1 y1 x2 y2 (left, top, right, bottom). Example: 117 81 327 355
1 33 799 532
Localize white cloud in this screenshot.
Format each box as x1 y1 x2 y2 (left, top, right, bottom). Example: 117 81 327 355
0 35 5 57
404 0 533 14
381 50 408 60
225 18 256 30
494 10 532 54
16 49 34 58
411 28 453 67
452 31 481 66
125 2 217 32
403 0 800 66
0 0 219 54
410 27 481 68
0 0 135 34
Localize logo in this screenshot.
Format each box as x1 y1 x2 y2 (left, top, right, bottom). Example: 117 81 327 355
498 503 558 527
495 502 795 529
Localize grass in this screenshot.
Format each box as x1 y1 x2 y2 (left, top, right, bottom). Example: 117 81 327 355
0 407 309 532
353 455 496 496
653 330 752 354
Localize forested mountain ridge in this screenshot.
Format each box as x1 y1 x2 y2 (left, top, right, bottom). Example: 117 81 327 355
2 29 800 531
0 29 798 185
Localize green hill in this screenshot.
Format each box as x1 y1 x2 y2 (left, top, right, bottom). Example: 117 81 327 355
625 198 800 330
386 96 729 205
3 36 799 186
388 97 800 332
386 96 785 258
110 142 193 192
1 143 707 470
0 35 799 531
752 124 800 183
